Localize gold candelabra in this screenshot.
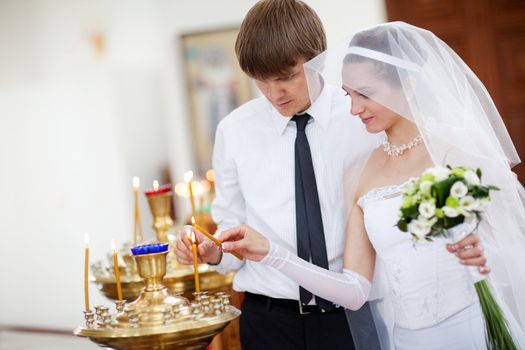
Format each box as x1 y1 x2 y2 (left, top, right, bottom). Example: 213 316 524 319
90 185 233 301
75 245 240 349
146 188 174 243
85 179 241 349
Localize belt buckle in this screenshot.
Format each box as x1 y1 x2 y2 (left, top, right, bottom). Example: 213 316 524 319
298 301 312 315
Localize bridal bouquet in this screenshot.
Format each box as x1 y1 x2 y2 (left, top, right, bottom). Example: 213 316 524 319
396 165 516 350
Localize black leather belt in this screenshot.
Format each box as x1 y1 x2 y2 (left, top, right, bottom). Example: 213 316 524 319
244 292 338 315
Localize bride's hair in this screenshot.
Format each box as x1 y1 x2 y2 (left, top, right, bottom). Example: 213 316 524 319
342 25 426 88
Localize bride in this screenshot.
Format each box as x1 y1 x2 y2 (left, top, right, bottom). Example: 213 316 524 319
219 22 525 349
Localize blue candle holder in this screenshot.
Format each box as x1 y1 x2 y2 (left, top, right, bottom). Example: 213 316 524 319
131 243 169 255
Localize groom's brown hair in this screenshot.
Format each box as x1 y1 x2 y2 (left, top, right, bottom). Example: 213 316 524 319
235 0 326 79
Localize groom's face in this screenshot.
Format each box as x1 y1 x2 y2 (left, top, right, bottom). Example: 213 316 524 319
254 58 311 117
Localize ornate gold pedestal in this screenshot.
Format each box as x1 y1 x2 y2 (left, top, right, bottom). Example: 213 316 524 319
75 248 240 349
84 183 242 349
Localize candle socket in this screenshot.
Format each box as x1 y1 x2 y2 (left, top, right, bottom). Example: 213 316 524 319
83 310 95 328
146 191 174 243
94 305 110 328
115 300 126 314
192 291 206 303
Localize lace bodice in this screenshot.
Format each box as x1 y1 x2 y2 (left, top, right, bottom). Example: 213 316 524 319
358 181 476 330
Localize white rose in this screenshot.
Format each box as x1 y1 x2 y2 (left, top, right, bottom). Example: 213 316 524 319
450 181 468 198
418 202 436 218
459 195 480 211
464 170 481 186
430 166 451 181
442 206 460 218
408 219 431 238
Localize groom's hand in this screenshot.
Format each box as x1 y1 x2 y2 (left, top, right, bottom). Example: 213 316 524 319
219 225 270 262
446 234 490 275
174 228 222 265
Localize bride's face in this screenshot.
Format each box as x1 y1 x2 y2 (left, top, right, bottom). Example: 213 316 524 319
342 61 405 134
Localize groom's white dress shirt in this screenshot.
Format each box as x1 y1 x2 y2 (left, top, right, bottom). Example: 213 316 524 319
211 85 374 301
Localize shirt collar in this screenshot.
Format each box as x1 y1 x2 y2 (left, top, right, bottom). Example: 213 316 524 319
270 85 332 135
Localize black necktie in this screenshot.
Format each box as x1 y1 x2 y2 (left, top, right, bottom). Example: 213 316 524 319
292 114 332 309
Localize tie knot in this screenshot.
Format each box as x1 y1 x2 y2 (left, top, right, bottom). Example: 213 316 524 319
292 114 311 132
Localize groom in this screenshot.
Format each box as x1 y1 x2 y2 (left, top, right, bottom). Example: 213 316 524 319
175 0 380 349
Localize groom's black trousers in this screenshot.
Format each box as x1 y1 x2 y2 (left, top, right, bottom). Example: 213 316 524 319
240 292 356 350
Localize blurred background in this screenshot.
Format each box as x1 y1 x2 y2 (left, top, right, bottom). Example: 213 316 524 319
0 0 522 348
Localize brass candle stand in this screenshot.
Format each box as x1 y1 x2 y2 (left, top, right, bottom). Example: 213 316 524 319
86 181 241 349
90 185 234 302
75 245 240 349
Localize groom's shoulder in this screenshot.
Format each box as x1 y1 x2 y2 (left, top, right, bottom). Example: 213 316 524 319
217 97 269 133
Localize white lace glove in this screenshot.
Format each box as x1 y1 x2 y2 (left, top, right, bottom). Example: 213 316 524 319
260 241 371 310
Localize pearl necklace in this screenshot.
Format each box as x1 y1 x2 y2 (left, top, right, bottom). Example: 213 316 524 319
382 135 423 157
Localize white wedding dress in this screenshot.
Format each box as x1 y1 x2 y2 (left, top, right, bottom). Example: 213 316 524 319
357 181 487 349
262 177 525 349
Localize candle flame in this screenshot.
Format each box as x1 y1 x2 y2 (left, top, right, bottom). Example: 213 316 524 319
133 176 140 189
192 181 204 196
201 180 211 193
153 180 159 191
184 170 194 183
174 183 188 197
84 232 89 246
206 169 215 182
191 216 196 225
111 238 117 252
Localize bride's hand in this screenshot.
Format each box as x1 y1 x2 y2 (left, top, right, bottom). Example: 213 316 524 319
446 233 490 275
218 225 270 262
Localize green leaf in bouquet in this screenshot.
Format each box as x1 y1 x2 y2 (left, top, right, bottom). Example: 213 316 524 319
488 185 500 191
435 208 444 218
443 215 464 229
471 185 490 198
401 196 413 209
476 168 482 179
396 218 408 232
401 204 418 219
431 176 460 207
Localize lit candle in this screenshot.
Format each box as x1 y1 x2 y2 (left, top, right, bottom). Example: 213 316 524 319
206 169 215 192
184 171 197 219
191 216 243 260
133 176 143 244
84 233 90 312
111 239 123 301
188 230 200 293
144 181 171 196
206 169 215 208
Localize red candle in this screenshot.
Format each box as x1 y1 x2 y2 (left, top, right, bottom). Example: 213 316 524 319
144 181 172 196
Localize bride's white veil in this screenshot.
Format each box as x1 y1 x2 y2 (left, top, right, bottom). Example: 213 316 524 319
304 21 525 348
